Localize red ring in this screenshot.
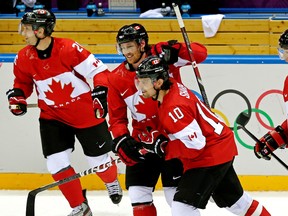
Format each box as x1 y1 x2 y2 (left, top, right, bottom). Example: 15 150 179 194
255 89 283 130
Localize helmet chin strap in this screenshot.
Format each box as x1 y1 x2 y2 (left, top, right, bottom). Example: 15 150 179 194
34 38 41 47
126 50 145 71
33 30 47 47
152 86 160 101
134 50 145 64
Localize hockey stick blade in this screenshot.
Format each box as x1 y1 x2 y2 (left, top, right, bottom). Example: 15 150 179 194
236 112 250 127
26 158 121 216
172 3 210 109
235 120 288 171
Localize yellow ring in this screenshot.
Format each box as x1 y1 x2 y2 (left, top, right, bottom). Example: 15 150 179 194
211 108 230 127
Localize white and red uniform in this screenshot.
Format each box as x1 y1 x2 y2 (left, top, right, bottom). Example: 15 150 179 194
108 42 207 139
11 37 119 209
13 37 109 128
281 76 288 140
108 42 207 216
158 79 238 171
159 80 270 216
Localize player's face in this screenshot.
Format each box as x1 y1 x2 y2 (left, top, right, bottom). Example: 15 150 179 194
278 47 288 62
119 41 143 64
19 24 38 46
135 77 157 99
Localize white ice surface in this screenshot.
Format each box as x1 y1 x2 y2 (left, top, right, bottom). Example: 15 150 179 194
1 190 287 216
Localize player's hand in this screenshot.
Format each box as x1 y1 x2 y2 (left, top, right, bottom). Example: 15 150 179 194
92 86 108 119
138 129 168 157
112 134 145 166
151 40 180 64
6 88 27 116
254 141 272 160
254 126 287 160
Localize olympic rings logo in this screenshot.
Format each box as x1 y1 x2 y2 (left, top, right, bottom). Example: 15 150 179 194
192 89 284 150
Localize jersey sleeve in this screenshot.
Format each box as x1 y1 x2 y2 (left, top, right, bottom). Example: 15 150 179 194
157 41 207 83
61 40 108 85
107 73 130 138
13 54 34 98
177 42 208 64
281 76 288 146
163 103 206 160
93 69 110 87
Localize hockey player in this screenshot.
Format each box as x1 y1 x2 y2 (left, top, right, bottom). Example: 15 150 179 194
135 55 271 216
253 30 288 160
6 9 122 216
108 23 207 216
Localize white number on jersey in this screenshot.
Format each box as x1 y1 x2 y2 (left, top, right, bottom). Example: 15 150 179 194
168 107 184 123
72 42 84 52
168 103 224 135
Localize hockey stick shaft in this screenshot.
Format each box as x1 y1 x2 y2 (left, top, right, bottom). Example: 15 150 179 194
10 103 38 109
236 112 288 170
173 3 210 109
26 157 122 216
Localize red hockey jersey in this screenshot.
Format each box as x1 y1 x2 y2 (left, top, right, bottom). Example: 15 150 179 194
158 79 238 172
280 76 288 143
12 37 109 128
108 42 207 139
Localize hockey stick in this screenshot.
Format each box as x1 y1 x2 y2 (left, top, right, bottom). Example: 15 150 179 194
172 3 210 109
26 157 122 216
10 103 38 109
236 112 288 170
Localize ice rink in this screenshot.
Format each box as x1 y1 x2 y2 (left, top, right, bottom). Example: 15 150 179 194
1 190 287 215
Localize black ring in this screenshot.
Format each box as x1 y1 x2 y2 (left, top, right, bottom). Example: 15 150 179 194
211 89 252 130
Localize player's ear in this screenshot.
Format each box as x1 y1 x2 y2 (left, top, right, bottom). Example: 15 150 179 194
36 27 45 37
154 79 163 89
140 39 146 52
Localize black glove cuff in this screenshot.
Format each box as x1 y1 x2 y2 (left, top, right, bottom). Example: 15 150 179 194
92 86 108 99
112 134 130 153
6 88 25 99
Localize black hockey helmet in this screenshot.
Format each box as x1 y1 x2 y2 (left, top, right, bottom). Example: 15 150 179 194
21 9 56 36
116 23 149 45
279 29 288 49
136 55 169 81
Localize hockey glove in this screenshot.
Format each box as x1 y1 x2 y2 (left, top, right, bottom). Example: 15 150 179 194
254 125 287 160
138 129 168 158
112 134 145 166
92 86 108 119
151 40 180 64
6 88 27 116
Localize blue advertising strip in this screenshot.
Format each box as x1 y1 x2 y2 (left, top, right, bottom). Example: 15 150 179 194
0 54 286 64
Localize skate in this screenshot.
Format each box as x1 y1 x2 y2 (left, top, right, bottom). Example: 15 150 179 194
105 178 123 204
67 201 92 216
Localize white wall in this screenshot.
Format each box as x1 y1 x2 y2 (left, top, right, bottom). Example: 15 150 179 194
1 62 287 175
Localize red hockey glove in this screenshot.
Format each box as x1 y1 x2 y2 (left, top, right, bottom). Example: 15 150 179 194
151 40 181 64
254 126 287 160
112 134 145 166
138 129 168 158
6 88 27 116
92 86 108 119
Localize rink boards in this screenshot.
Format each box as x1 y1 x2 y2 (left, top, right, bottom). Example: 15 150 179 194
0 54 288 191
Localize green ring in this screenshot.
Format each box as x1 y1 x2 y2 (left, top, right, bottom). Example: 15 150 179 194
233 108 274 149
